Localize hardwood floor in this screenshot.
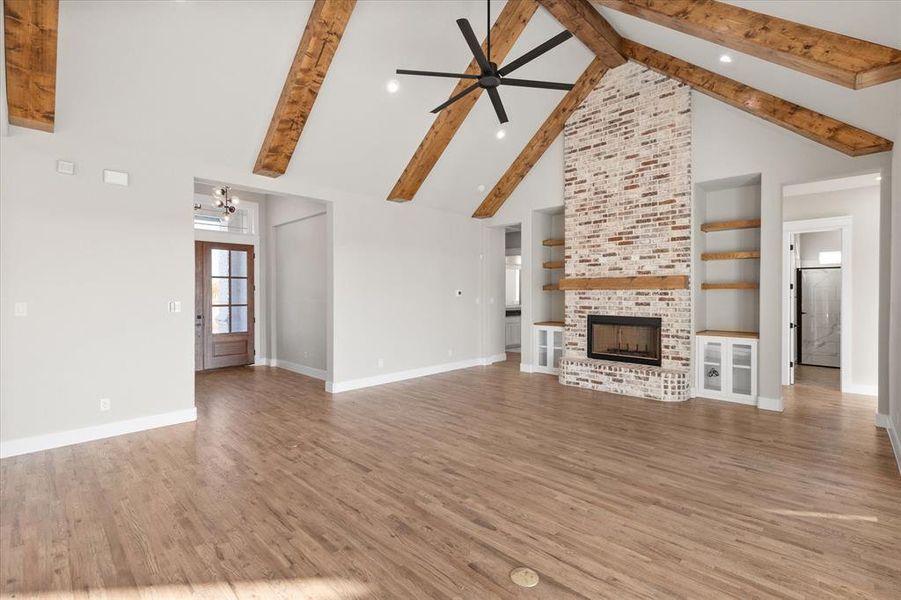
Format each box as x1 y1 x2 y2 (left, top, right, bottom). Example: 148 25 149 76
794 364 841 391
2 357 899 599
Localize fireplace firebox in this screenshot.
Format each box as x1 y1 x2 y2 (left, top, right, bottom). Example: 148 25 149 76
587 315 662 366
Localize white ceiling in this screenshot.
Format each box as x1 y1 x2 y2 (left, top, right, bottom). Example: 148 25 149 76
45 1 900 216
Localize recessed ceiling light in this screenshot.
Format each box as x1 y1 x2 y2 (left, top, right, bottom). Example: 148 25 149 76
477 184 486 192
386 79 400 94
496 129 506 140
719 54 733 63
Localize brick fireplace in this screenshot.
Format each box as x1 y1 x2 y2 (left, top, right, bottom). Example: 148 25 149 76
558 62 691 402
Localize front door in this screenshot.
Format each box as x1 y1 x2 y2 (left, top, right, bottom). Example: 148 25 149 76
195 241 254 370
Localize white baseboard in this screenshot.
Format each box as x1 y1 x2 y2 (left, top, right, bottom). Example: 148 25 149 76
327 354 506 394
520 363 533 373
875 414 901 475
757 396 784 412
843 383 878 396
0 407 197 459
272 359 327 381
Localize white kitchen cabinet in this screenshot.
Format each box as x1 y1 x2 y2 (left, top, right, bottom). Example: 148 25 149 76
505 315 521 349
696 334 757 405
534 323 563 374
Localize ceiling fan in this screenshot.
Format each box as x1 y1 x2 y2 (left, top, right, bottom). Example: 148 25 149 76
396 0 574 124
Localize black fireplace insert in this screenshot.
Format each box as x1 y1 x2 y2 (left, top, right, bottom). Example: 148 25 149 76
587 315 662 366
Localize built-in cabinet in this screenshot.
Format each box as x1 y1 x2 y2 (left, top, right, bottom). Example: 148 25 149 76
505 315 521 349
696 333 758 404
534 323 563 374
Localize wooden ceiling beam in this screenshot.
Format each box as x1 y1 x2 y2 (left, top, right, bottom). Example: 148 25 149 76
472 57 608 219
387 0 538 202
596 0 901 89
254 0 356 178
623 40 892 157
537 0 625 68
3 0 59 132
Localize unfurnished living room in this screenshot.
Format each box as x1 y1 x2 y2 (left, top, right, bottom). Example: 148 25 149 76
1 0 901 598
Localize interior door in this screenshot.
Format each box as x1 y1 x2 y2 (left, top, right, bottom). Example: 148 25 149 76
196 241 255 370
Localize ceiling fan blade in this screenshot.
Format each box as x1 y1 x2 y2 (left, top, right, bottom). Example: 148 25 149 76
456 18 492 74
397 69 480 80
430 82 480 114
500 78 574 91
497 31 573 76
486 87 509 124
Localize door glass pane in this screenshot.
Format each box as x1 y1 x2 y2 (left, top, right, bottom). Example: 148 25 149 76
733 344 752 368
230 278 248 304
211 278 229 304
552 330 562 349
552 346 562 369
704 363 722 391
538 329 547 347
231 306 248 333
212 307 230 334
733 365 751 396
211 249 229 277
703 342 722 364
539 346 547 367
231 250 248 277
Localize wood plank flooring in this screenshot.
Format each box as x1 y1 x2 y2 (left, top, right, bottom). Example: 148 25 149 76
2 357 899 599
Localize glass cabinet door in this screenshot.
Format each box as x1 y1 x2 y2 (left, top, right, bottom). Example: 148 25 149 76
537 328 548 368
702 340 723 392
731 343 753 396
551 329 563 369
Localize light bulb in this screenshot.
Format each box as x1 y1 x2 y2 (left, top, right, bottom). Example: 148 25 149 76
231 196 240 204
213 187 225 196
386 79 400 94
496 129 506 140
719 54 733 63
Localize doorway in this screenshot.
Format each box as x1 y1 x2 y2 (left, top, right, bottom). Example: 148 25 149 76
504 225 522 355
195 241 255 370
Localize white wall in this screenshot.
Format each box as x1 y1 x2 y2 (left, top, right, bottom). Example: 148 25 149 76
784 186 880 392
274 214 327 375
0 137 195 443
889 113 901 445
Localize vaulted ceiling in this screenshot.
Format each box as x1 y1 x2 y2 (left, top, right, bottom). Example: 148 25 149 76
3 1 899 216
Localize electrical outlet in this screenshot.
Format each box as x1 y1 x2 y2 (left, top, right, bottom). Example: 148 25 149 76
167 301 182 313
14 302 27 317
448 348 454 357
99 398 111 412
377 358 384 369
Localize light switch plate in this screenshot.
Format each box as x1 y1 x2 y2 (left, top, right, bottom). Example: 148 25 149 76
14 302 27 317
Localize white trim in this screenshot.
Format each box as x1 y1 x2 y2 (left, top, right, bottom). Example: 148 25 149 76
876 414 901 476
327 355 506 393
757 396 784 412
272 359 327 381
782 216 854 393
520 363 534 373
0 407 197 459
844 383 878 397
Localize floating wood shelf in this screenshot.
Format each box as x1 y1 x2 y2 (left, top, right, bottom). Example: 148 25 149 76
701 282 759 290
543 238 565 247
558 275 689 290
535 320 564 327
700 219 761 232
701 250 760 261
542 283 560 291
697 329 759 339
543 260 564 269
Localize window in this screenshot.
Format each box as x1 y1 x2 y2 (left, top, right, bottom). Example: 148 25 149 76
818 251 841 265
210 249 249 333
